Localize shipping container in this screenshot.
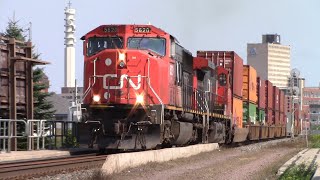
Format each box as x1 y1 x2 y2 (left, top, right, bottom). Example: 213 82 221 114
266 109 273 125
233 97 243 128
274 111 280 125
242 65 258 104
280 113 285 125
265 80 273 110
279 90 285 113
243 102 257 124
197 51 243 98
273 86 280 111
257 109 265 123
257 77 265 109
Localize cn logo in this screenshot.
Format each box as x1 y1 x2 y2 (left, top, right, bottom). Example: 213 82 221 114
103 74 141 90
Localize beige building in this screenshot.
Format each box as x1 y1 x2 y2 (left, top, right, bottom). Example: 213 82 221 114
247 34 291 88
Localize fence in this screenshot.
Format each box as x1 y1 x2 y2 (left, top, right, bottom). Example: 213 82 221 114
0 119 78 153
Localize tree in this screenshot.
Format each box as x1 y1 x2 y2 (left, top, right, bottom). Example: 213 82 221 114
4 17 26 41
4 16 55 120
33 68 55 119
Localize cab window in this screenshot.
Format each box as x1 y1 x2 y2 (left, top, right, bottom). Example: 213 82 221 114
87 37 123 56
127 37 166 56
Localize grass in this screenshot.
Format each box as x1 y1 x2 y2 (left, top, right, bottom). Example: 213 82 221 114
311 124 320 131
279 163 317 180
309 134 320 148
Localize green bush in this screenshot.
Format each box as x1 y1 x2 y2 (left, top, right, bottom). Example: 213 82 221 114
280 163 316 180
310 134 320 148
63 130 79 148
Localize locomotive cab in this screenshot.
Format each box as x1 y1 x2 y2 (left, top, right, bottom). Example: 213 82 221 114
80 25 178 150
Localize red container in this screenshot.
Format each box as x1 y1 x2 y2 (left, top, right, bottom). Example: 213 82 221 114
274 111 280 125
266 109 273 125
279 90 285 113
216 66 229 105
197 51 243 98
273 86 280 111
257 77 265 109
265 80 273 110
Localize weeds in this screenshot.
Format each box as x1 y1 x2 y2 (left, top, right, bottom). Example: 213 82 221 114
309 134 320 148
279 163 317 180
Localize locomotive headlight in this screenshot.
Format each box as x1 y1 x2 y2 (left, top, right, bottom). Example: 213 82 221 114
136 94 144 104
93 95 101 102
119 61 125 68
119 53 126 61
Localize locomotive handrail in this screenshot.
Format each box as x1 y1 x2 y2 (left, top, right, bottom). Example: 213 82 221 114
147 58 164 125
83 57 98 101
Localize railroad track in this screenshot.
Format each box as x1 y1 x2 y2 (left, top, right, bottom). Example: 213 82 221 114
0 154 107 180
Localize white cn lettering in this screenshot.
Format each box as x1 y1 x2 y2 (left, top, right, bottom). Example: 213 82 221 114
103 74 141 90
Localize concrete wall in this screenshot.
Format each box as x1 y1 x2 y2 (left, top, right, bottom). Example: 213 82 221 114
101 143 219 176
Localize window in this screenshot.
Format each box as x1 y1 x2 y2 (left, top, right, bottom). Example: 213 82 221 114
128 37 166 56
87 37 123 56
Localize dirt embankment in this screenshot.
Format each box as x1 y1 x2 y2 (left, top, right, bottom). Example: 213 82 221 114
107 139 306 180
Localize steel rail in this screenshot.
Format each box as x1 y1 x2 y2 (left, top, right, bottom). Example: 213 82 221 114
0 154 107 180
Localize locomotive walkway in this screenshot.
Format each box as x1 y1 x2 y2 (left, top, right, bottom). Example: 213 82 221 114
277 148 320 179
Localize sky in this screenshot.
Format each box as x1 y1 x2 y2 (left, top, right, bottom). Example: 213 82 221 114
1 0 319 92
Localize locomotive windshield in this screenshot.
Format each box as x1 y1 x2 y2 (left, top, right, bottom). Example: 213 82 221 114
127 37 166 56
87 37 123 56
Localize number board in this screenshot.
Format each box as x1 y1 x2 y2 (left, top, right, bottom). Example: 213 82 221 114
103 26 118 33
134 27 151 33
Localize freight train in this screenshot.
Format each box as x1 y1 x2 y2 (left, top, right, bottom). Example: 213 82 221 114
79 24 300 151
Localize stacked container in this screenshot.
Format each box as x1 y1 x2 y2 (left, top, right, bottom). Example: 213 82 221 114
265 80 274 125
257 77 266 124
197 51 244 128
273 86 280 125
279 90 286 136
242 65 258 124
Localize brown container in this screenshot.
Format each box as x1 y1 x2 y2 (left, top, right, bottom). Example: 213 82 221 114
232 97 243 128
280 113 285 125
273 86 280 111
257 77 265 109
266 109 273 125
274 111 280 125
265 80 273 110
0 36 47 120
242 65 257 104
197 51 243 98
279 90 285 113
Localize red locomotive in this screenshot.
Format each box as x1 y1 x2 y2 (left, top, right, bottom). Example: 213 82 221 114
80 24 299 151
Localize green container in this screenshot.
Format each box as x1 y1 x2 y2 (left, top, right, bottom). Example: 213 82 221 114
243 102 257 124
257 109 265 124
